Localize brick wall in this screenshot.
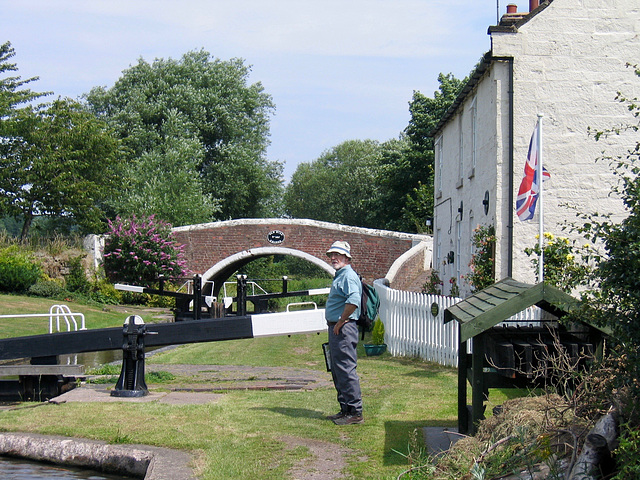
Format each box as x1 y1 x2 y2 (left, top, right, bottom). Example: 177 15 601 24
172 219 427 283
389 248 426 291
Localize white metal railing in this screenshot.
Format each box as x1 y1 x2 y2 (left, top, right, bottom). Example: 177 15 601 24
223 280 268 297
374 281 554 368
0 305 86 333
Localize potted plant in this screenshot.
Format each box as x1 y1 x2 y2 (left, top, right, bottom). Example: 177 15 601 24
363 319 387 356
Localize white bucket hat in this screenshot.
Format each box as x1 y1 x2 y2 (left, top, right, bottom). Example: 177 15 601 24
326 241 352 258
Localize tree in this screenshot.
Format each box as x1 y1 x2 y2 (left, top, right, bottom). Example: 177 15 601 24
84 50 283 222
375 74 464 232
573 66 640 476
0 41 46 236
0 42 122 238
0 41 45 119
1 97 122 239
112 110 220 226
284 139 383 227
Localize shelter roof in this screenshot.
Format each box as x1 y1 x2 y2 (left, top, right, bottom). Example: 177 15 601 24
444 278 600 342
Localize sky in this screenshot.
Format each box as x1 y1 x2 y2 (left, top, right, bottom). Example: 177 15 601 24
3 0 531 182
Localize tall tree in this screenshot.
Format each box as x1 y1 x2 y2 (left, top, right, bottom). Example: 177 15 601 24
0 41 46 235
0 98 122 238
375 73 464 232
0 41 46 119
284 139 383 228
84 50 283 222
111 110 220 227
0 42 121 238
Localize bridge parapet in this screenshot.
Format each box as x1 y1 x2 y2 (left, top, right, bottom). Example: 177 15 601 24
172 218 430 284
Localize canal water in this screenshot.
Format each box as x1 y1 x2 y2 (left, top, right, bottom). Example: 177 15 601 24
0 456 130 479
1 344 172 478
1 351 143 479
60 350 122 368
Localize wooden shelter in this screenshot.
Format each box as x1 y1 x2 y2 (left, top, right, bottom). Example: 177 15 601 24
444 278 609 434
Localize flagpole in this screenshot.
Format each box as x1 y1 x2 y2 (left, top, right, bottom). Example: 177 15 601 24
537 113 544 283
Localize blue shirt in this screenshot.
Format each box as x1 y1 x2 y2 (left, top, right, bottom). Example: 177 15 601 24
325 264 361 322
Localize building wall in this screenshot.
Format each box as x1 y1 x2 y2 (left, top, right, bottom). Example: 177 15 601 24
434 63 503 297
494 0 639 283
435 0 640 294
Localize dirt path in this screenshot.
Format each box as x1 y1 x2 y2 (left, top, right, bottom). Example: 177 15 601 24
281 436 353 480
130 364 350 479
145 363 333 391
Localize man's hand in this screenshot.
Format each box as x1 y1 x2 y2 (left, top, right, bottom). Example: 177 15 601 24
333 303 358 335
333 319 348 335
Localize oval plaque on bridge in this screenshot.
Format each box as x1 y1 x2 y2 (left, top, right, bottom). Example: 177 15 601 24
267 230 285 244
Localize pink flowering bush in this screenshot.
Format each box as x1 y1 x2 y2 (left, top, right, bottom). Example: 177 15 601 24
103 215 189 286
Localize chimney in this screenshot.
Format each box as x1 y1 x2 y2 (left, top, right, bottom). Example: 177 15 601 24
529 0 540 11
499 3 528 26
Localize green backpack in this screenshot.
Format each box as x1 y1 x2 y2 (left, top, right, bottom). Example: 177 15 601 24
357 280 380 340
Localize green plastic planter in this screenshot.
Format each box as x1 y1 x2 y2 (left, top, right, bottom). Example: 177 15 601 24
363 344 387 356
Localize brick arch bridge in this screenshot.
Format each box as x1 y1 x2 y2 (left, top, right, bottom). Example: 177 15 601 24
172 219 431 296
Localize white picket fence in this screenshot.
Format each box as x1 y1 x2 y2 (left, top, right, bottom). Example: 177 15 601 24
373 280 552 368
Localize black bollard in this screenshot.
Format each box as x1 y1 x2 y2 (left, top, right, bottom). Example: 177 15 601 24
111 315 148 397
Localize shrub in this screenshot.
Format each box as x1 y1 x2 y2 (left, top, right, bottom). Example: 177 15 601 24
422 270 442 295
0 245 43 292
66 255 90 293
88 278 121 305
145 292 177 308
371 318 385 345
103 215 189 287
524 232 589 291
467 224 496 292
28 278 66 298
614 423 640 480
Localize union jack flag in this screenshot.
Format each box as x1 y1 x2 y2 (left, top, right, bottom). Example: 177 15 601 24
516 120 550 221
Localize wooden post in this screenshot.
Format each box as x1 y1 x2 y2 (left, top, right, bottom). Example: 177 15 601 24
458 338 469 434
471 333 486 434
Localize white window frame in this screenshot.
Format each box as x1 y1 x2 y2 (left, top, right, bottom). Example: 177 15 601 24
458 114 464 185
435 135 443 195
456 219 462 286
470 96 477 174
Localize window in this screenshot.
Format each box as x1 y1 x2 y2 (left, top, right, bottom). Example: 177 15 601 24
470 96 477 175
436 229 442 274
435 135 443 196
456 219 462 285
458 114 464 185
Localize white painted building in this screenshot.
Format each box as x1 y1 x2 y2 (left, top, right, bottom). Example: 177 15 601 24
432 0 640 297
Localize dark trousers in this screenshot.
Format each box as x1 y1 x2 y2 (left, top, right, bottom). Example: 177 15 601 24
328 321 362 415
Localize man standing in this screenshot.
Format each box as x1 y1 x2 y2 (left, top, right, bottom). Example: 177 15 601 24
325 240 363 425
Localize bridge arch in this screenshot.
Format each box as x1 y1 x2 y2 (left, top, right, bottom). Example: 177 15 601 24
172 218 431 291
202 247 335 297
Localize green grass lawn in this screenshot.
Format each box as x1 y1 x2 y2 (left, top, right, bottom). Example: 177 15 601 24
0 294 168 338
0 294 517 479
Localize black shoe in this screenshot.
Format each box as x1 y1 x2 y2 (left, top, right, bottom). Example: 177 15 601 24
326 411 347 421
333 414 364 425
